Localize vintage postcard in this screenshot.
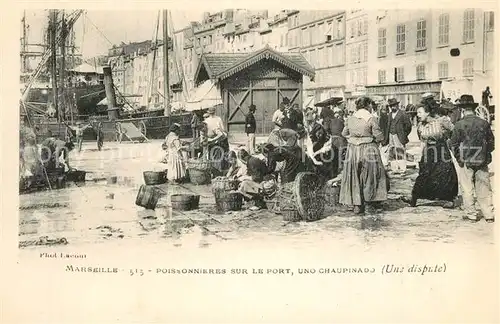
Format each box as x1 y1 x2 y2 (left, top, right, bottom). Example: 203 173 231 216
2 1 499 322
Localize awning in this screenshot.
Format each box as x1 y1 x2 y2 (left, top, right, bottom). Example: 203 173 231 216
314 97 344 107
184 80 222 112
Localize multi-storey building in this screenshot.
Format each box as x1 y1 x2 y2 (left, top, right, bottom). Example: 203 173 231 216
432 9 495 102
344 9 369 107
366 9 495 106
288 10 346 104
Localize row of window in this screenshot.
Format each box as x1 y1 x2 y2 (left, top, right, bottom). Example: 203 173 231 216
378 10 494 57
301 43 345 69
377 58 475 84
348 68 368 86
289 18 343 48
348 42 368 64
348 17 368 39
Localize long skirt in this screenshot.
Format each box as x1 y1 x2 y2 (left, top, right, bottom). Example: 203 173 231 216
165 149 186 181
339 142 388 206
412 141 458 201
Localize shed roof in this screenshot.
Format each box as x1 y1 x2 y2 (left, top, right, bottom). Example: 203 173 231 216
194 45 315 85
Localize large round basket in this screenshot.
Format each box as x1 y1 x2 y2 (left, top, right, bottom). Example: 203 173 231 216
170 194 200 211
294 172 325 221
212 176 240 198
143 171 167 185
135 185 163 210
215 191 243 212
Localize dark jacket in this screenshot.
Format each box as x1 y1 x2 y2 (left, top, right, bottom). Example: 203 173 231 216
379 112 388 136
246 156 271 183
449 114 495 169
324 117 347 148
266 146 310 184
383 110 412 146
245 112 256 134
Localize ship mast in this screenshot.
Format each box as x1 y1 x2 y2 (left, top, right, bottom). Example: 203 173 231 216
163 9 170 117
59 10 67 121
49 10 59 121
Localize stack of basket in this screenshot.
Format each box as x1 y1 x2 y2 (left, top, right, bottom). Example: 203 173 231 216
186 158 212 185
212 176 243 212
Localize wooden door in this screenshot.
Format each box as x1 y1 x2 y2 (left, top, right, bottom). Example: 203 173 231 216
278 88 300 106
252 89 277 135
226 88 251 133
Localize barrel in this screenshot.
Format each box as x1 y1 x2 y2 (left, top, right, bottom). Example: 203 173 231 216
187 158 212 185
135 185 162 210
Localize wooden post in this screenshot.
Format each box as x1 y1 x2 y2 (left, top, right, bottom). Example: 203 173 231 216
102 66 119 120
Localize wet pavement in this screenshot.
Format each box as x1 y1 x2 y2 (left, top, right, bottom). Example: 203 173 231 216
19 135 496 250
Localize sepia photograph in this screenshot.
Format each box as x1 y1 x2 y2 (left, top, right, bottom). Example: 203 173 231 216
19 8 496 248
10 5 498 322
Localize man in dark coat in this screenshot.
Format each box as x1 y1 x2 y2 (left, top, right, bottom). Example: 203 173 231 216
383 98 412 174
245 104 257 154
449 94 495 223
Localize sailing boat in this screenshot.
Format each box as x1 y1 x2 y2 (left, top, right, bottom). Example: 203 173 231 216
21 10 106 125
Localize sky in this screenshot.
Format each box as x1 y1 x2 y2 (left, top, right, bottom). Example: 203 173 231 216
23 10 211 59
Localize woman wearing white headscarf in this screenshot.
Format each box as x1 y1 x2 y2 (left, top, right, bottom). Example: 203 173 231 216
339 97 387 214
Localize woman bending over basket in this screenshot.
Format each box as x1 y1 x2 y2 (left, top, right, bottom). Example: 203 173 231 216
339 96 388 215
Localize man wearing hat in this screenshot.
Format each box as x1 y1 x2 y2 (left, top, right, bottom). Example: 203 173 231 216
245 104 257 154
383 98 412 174
449 94 495 223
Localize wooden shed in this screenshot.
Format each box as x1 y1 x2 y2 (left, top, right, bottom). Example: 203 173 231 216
193 46 315 134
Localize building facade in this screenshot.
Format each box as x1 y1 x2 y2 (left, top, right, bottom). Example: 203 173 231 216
366 9 495 106
288 10 346 104
344 10 369 107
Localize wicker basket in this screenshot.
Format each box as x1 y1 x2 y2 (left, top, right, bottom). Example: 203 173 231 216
143 171 167 185
187 158 212 185
324 185 340 206
170 194 200 211
215 191 243 212
212 176 240 198
277 182 301 222
282 208 302 222
295 172 325 222
186 158 212 170
188 168 211 185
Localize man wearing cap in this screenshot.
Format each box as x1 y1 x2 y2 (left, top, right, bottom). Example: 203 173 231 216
245 104 257 154
449 94 495 223
383 98 412 174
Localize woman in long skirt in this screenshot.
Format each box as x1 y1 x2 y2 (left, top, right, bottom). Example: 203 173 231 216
339 97 387 214
402 104 458 207
162 123 188 183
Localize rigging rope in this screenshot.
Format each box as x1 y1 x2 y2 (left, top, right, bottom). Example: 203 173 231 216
83 14 114 46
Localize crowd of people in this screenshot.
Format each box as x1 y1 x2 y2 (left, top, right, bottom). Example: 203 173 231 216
159 93 495 222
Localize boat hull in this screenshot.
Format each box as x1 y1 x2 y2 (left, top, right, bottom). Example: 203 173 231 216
30 112 193 142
